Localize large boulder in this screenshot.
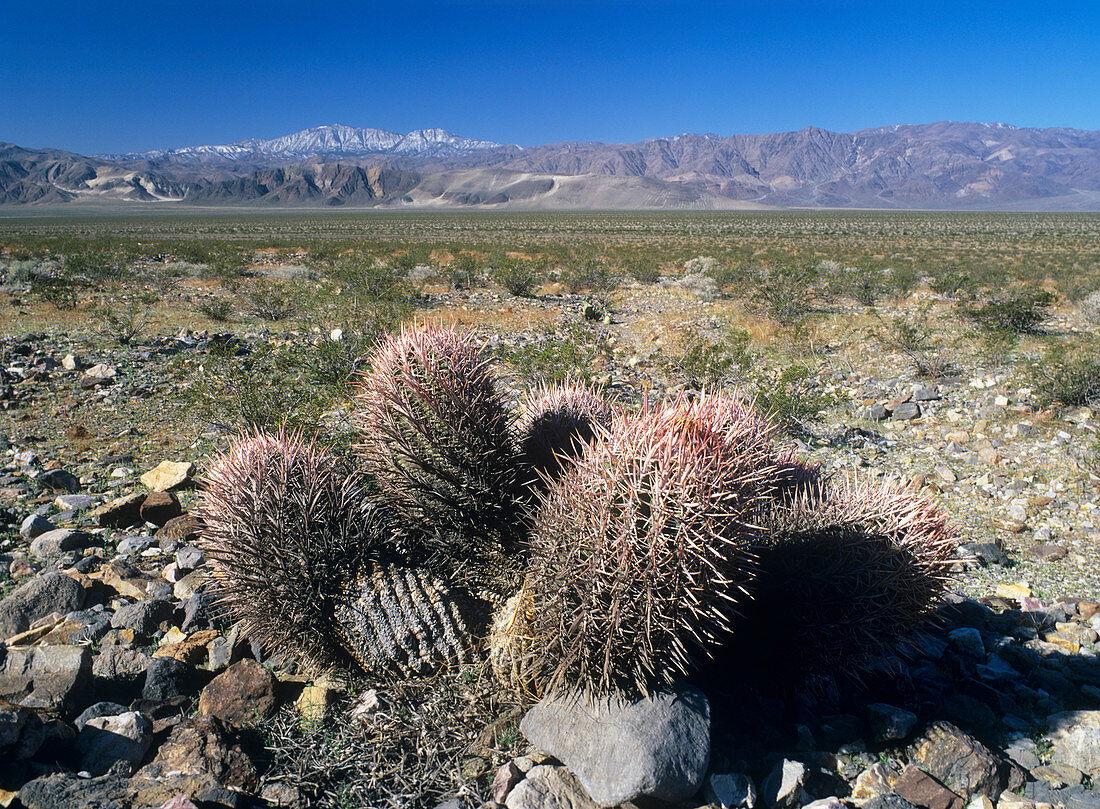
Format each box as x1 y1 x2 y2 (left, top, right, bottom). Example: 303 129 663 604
519 683 710 807
0 571 85 638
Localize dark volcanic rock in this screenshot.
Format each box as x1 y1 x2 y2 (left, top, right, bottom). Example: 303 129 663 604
0 570 85 638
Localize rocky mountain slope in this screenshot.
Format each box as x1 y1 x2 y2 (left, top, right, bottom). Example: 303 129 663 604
3 121 1100 208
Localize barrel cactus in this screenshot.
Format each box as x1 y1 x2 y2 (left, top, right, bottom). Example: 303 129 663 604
353 323 526 599
727 475 957 691
495 393 781 699
515 380 618 492
196 429 477 676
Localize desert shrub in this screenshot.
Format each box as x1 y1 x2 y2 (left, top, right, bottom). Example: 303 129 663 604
886 266 920 298
1031 345 1100 407
673 327 753 388
965 290 1055 335
929 270 979 301
875 314 954 379
622 255 660 284
706 262 748 291
749 264 821 325
560 260 619 308
332 254 411 304
247 282 298 322
97 301 149 345
449 254 479 290
821 261 882 306
493 259 540 297
753 364 835 436
198 299 233 322
497 325 607 384
1081 290 1100 326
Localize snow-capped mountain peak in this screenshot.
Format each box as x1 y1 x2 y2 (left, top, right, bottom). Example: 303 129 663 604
104 124 502 161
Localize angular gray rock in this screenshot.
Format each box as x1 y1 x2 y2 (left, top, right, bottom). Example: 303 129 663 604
706 772 758 809
1054 727 1100 777
761 759 808 809
0 645 92 714
519 683 710 807
867 703 918 742
0 571 86 638
30 528 92 560
76 711 153 776
505 765 599 809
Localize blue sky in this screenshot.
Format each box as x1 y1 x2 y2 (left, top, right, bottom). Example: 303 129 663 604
3 0 1099 154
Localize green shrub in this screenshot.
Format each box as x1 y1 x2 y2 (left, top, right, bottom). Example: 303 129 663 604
31 274 86 310
64 250 120 280
497 326 606 384
247 283 298 322
561 260 619 308
750 264 821 325
493 259 540 297
1031 345 1100 407
673 328 753 388
199 299 233 322
875 315 953 379
965 290 1055 335
753 365 834 435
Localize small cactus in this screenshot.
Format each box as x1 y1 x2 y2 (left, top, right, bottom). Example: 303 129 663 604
353 323 525 598
725 475 957 692
195 429 394 671
196 429 485 677
515 381 618 492
501 393 782 699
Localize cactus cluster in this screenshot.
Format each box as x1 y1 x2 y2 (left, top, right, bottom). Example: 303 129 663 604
197 322 957 699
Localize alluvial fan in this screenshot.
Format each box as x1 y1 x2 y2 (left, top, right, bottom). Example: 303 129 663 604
353 323 525 598
515 380 618 492
500 393 782 699
195 428 398 671
727 475 958 692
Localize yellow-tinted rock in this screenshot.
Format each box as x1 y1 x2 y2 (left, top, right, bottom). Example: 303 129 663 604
295 683 337 723
996 583 1032 601
141 461 195 492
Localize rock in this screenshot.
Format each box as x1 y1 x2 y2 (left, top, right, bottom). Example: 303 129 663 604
519 683 710 807
1053 727 1100 777
137 715 259 792
140 491 182 527
19 771 241 809
62 353 82 371
909 721 1014 800
89 492 146 528
893 402 921 421
115 535 159 556
947 627 986 658
505 764 599 809
294 682 337 723
893 765 964 809
0 645 92 714
996 582 1031 602
852 763 899 800
0 571 85 638
492 760 525 805
76 711 152 776
143 656 205 702
935 466 958 483
760 759 808 809
867 703 918 742
198 659 278 726
30 528 91 560
0 699 44 759
75 701 132 730
92 647 152 696
867 404 889 421
155 628 220 665
707 772 758 808
110 598 175 637
862 796 920 809
37 468 81 493
141 461 195 492
1030 544 1068 562
18 513 55 539
803 799 845 809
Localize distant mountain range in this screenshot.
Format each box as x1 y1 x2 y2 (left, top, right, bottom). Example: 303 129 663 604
3 121 1100 209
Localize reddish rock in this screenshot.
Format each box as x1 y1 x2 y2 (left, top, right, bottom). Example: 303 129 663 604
893 765 963 809
139 492 183 527
198 659 278 726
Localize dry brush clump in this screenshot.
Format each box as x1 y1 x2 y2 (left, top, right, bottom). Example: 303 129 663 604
514 380 619 493
722 475 958 693
495 393 783 700
353 323 527 600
